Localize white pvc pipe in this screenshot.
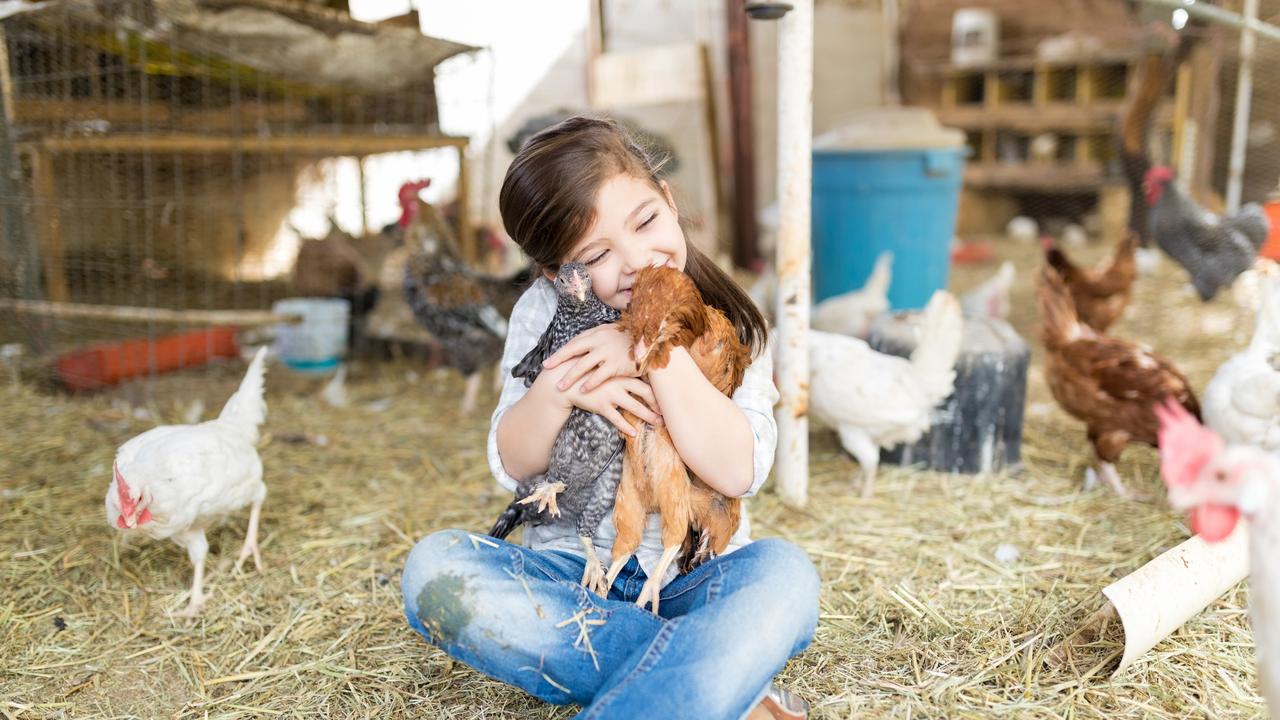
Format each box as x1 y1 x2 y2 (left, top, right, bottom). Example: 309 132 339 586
775 0 813 508
1226 0 1258 213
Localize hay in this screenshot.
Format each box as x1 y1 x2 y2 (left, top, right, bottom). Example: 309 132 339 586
0 239 1267 718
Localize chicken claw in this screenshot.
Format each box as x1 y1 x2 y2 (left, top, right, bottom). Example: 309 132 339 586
234 499 264 573
636 545 682 614
517 481 567 517
579 537 608 596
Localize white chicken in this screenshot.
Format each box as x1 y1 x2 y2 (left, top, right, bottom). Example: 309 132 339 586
1156 399 1280 714
106 347 269 617
807 290 964 496
1204 274 1280 450
811 251 894 338
960 261 1015 320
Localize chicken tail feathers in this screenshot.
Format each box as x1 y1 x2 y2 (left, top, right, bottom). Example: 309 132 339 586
865 252 894 299
1037 268 1082 349
487 501 523 540
217 346 269 437
908 290 963 404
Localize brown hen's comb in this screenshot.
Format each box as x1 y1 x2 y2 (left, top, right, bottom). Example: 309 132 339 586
1154 397 1222 490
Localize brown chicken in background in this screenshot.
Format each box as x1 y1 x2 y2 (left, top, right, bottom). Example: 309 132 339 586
1042 231 1137 332
1038 267 1200 497
604 266 750 613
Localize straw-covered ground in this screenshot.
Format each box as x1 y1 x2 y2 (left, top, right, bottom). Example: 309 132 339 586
1 239 1267 718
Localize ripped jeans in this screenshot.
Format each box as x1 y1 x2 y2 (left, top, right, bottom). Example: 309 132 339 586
401 529 819 719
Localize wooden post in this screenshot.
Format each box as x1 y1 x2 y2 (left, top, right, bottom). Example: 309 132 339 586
725 0 758 270
456 142 474 264
29 150 68 303
356 155 369 236
774 0 813 508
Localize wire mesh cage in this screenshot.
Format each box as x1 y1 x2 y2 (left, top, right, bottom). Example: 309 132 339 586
0 0 481 393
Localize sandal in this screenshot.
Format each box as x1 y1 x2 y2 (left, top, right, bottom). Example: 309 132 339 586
761 682 808 720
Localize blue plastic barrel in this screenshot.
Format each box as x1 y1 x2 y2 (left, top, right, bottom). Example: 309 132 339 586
810 110 966 310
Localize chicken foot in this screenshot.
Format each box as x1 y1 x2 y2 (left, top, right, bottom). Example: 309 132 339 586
635 544 682 614
460 373 482 416
517 481 566 517
235 499 264 573
1085 462 1131 499
580 537 609 596
175 530 209 618
838 425 881 498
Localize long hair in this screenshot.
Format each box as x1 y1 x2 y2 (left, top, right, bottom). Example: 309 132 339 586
498 115 767 355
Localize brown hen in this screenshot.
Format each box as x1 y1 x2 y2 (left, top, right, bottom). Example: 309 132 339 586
1038 267 1199 496
1043 231 1137 332
605 266 750 612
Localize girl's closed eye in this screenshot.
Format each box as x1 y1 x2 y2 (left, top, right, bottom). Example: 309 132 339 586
637 212 657 231
585 249 609 266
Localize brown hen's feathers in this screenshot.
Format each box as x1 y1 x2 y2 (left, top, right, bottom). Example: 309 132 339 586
1038 267 1200 464
613 267 750 578
1044 232 1137 331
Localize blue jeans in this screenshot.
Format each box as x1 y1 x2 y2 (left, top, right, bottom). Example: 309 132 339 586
401 529 819 719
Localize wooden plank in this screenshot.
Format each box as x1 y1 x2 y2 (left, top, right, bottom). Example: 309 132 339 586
12 98 174 125
20 133 469 156
725 0 758 269
173 102 307 131
1033 64 1050 108
0 298 300 326
456 143 473 265
28 150 68 303
963 162 1113 192
0 26 13 126
589 44 706 109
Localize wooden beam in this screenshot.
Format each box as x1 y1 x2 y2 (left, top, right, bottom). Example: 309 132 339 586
456 142 474 264
28 150 68 303
725 0 758 269
0 298 301 326
19 133 469 156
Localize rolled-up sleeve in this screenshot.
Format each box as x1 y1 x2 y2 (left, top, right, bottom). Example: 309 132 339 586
486 279 556 493
733 338 780 498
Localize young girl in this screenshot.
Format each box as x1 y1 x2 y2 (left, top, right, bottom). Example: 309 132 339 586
401 116 819 719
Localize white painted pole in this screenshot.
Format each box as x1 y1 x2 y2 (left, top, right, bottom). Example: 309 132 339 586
1226 0 1259 213
775 0 813 508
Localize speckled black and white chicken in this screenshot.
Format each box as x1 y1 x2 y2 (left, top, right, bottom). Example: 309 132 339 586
402 198 532 414
487 264 623 593
1146 166 1271 301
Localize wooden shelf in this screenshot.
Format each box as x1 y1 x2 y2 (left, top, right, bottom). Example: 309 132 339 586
16 132 468 156
939 103 1173 132
963 162 1118 192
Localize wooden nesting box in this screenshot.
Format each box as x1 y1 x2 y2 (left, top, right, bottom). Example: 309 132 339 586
868 314 1029 474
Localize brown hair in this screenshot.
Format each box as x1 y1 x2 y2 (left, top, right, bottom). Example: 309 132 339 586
498 115 768 355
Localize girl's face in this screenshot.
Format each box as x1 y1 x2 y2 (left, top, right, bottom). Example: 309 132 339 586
553 173 688 311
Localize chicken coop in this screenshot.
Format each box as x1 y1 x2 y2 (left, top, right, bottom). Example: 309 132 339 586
0 0 482 387
902 0 1280 249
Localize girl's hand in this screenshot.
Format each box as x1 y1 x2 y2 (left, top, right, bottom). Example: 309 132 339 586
553 369 662 437
542 324 641 393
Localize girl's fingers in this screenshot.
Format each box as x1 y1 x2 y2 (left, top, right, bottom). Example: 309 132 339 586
603 408 637 437
557 354 600 392
619 393 662 427
623 379 659 412
543 334 591 369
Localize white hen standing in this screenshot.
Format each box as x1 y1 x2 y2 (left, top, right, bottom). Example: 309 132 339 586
1157 399 1280 713
106 347 269 617
1204 275 1280 450
960 261 1016 320
811 252 893 338
808 291 964 496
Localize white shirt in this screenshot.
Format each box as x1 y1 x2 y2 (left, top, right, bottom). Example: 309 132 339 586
486 276 779 587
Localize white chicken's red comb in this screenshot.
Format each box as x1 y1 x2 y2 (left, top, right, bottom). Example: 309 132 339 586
1154 397 1222 490
114 461 135 513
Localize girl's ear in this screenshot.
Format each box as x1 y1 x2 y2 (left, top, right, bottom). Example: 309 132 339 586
660 180 679 214
541 267 556 283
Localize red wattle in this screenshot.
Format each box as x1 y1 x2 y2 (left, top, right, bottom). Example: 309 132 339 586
1190 505 1240 542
